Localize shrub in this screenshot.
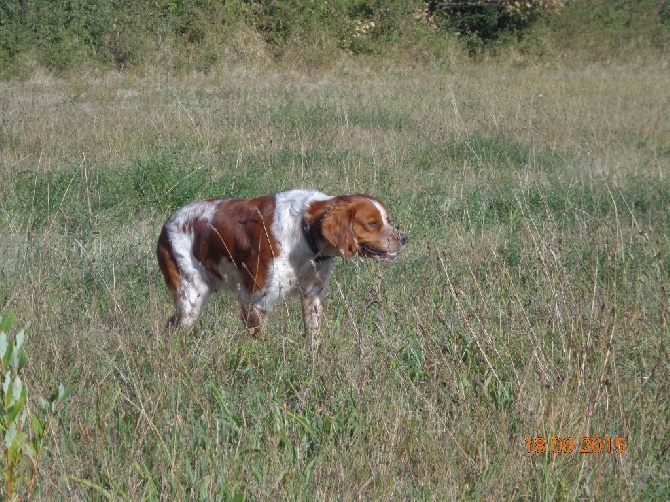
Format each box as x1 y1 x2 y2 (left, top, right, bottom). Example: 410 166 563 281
0 0 667 75
0 310 75 501
427 0 572 51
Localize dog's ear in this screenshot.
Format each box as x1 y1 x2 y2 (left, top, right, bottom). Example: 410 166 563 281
316 199 358 258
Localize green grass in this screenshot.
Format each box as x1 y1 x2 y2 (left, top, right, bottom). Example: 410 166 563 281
0 57 669 499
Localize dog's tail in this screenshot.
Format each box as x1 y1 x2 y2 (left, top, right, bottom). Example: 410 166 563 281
156 225 182 304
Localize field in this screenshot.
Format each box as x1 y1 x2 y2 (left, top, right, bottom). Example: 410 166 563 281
0 56 668 499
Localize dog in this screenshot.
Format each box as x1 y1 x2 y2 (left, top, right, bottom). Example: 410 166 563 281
156 189 408 347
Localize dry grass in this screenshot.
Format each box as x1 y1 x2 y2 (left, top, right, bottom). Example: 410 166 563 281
0 57 668 499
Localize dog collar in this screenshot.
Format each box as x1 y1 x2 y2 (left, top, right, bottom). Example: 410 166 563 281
302 221 333 263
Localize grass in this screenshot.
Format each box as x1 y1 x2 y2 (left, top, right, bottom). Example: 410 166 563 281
0 56 668 499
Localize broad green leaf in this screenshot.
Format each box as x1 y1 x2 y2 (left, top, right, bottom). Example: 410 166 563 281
0 331 7 360
23 443 37 462
0 310 14 333
2 370 11 395
6 375 23 409
5 373 14 404
15 329 25 350
17 350 28 371
8 429 27 457
7 390 27 423
12 375 23 398
10 342 23 370
4 421 17 448
2 339 12 369
19 405 29 426
32 413 44 437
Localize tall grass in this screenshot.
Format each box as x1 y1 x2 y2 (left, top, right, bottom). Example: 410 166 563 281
0 57 668 498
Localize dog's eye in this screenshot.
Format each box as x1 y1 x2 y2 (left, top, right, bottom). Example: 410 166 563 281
367 220 380 229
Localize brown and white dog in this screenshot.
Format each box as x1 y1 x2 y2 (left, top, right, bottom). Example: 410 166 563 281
156 189 408 347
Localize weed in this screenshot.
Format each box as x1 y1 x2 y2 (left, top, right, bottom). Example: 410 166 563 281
0 311 75 501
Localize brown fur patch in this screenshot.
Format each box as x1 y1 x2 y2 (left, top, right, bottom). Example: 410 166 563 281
192 195 278 292
156 225 182 302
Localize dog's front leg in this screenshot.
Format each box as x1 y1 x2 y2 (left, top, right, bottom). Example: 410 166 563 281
301 295 323 350
240 303 268 336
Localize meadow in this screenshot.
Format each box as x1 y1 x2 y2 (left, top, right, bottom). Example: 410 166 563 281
0 54 668 499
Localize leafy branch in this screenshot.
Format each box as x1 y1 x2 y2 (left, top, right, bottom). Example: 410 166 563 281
1 310 75 501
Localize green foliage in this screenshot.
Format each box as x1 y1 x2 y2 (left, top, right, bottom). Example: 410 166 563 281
548 0 670 59
241 0 425 59
0 0 668 75
0 0 229 74
0 311 75 501
429 1 526 47
0 1 22 74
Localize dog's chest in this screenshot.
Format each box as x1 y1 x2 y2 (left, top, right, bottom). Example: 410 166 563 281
265 253 333 300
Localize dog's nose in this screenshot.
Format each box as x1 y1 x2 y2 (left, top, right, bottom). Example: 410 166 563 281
398 230 408 246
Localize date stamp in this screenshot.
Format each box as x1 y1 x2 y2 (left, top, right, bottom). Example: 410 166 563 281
525 436 627 454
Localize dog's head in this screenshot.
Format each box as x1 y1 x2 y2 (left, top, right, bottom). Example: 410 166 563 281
308 195 408 260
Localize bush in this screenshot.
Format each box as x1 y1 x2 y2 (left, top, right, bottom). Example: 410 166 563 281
0 310 75 501
427 0 571 52
0 0 667 76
